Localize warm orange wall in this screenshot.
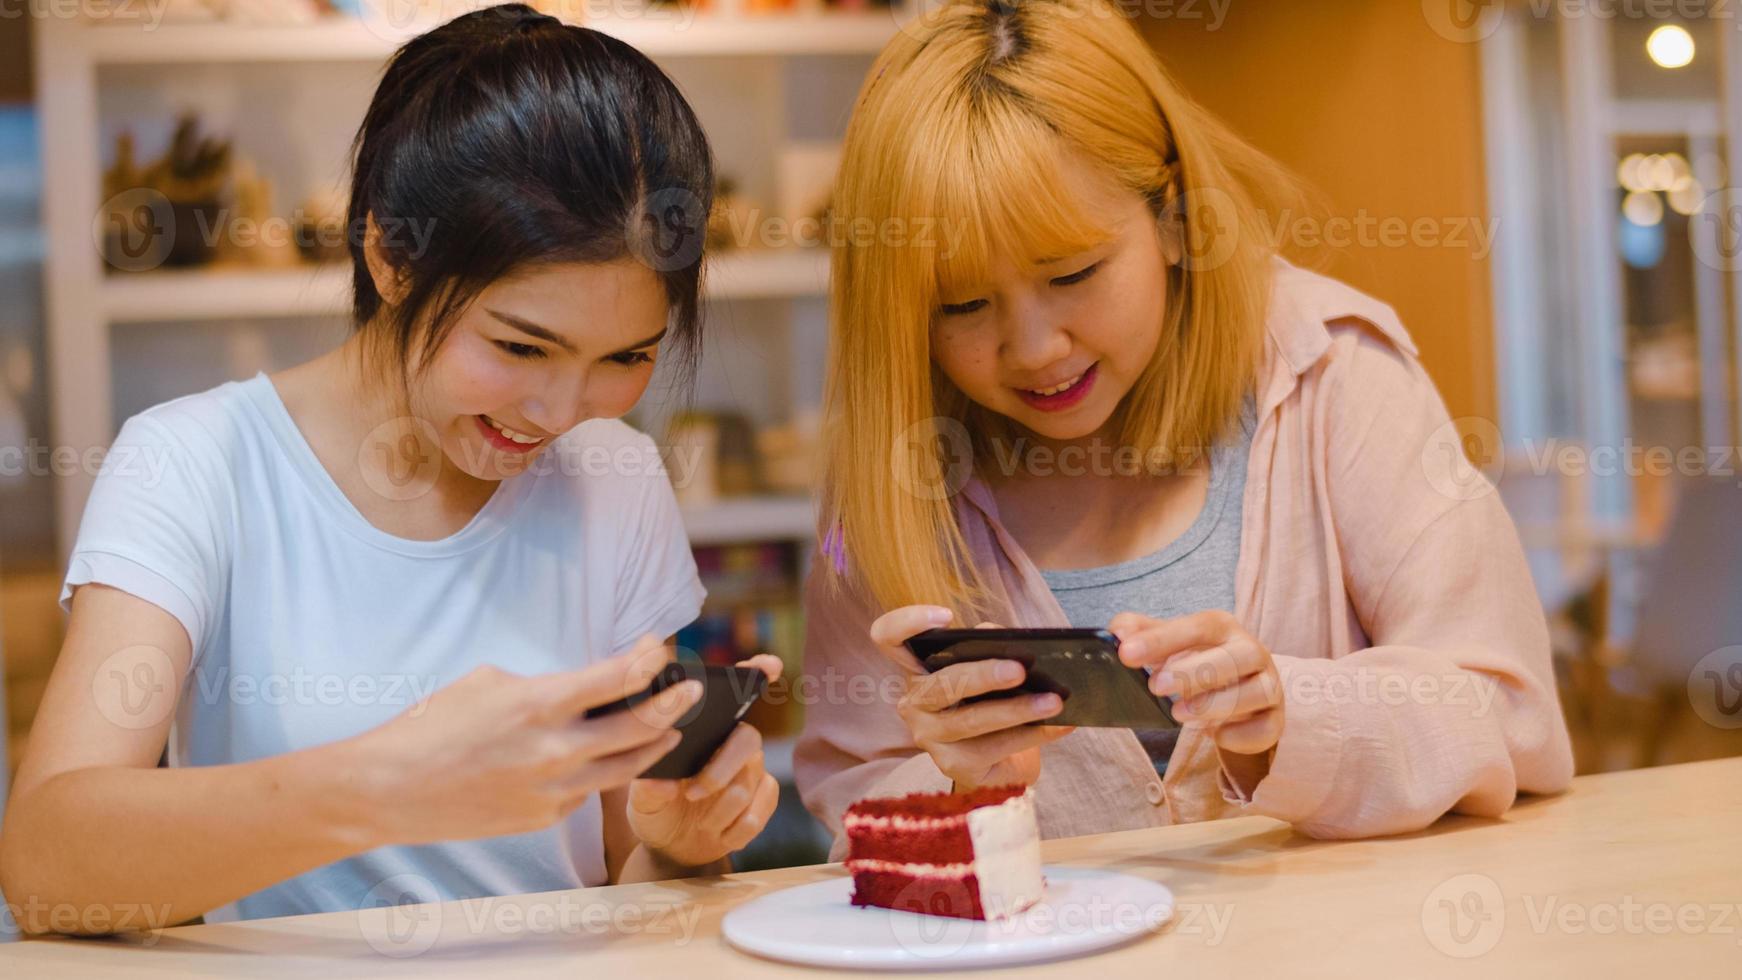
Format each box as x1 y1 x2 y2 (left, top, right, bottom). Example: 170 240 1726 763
1141 3 1496 422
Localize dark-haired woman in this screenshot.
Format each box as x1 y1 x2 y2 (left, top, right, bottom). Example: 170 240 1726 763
0 6 778 932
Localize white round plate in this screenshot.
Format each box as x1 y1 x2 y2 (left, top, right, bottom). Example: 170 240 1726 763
721 866 1173 971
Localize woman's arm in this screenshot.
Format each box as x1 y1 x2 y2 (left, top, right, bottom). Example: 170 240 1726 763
1 587 697 934
0 585 384 932
1215 325 1575 837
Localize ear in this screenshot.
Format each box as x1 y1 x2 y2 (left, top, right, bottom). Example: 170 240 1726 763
363 212 412 307
1153 161 1185 267
1156 206 1185 267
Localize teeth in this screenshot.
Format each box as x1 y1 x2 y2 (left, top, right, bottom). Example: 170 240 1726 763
483 416 543 445
1029 372 1085 397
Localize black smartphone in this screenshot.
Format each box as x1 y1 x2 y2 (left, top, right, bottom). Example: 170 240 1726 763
582 660 769 779
906 628 1178 730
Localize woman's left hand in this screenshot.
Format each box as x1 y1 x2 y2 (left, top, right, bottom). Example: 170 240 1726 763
1109 611 1284 757
626 654 784 868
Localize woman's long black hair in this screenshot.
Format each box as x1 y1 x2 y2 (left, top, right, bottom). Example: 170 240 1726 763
347 3 714 391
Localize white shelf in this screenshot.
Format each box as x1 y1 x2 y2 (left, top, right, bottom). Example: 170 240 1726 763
680 495 815 546
74 13 898 64
100 249 829 323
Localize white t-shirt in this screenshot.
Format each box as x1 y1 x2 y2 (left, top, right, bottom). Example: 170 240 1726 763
59 373 706 923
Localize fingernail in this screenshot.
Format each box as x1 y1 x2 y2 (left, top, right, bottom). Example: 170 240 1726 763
1033 694 1060 713
927 607 953 626
1152 671 1178 696
685 783 709 801
996 661 1023 683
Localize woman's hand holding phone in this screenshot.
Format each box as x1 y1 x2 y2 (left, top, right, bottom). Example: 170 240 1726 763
870 605 1075 793
351 634 699 846
625 654 784 867
1110 610 1285 760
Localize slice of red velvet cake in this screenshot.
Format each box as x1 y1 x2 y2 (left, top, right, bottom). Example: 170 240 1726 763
844 785 1044 921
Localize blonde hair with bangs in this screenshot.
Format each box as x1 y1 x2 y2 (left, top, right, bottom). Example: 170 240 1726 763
822 0 1296 620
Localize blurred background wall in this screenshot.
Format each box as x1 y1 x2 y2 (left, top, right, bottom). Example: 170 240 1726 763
1145 2 1496 424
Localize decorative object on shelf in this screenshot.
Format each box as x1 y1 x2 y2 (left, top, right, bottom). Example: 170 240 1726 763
756 409 820 495
667 409 762 506
223 160 302 268
777 142 840 248
295 182 351 266
708 176 753 252
667 411 722 508
100 116 232 272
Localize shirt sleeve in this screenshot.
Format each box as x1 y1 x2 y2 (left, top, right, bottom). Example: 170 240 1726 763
59 414 234 663
1217 326 1575 837
609 434 706 653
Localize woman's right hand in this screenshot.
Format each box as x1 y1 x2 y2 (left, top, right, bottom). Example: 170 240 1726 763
346 634 699 846
869 605 1075 792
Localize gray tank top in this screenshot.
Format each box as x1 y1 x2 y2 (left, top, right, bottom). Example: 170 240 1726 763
1038 406 1254 774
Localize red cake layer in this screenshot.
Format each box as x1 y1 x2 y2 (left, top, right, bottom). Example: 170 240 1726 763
846 821 974 865
844 784 1026 821
850 870 986 920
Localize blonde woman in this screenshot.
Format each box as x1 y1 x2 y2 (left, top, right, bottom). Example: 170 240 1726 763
794 0 1573 853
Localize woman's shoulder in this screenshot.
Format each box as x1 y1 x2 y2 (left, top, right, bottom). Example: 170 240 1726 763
1263 257 1422 379
108 375 275 477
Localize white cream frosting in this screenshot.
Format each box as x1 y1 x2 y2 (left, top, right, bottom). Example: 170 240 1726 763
847 789 1044 921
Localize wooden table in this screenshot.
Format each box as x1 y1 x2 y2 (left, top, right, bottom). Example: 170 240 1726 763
6 758 1739 977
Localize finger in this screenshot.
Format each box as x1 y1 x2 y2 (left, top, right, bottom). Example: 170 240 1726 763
973 621 1007 630
1106 611 1161 639
869 605 956 673
628 776 682 813
940 724 1075 772
902 659 1025 713
1216 709 1284 755
1173 671 1282 726
930 692 1064 744
561 727 682 795
683 722 762 801
703 755 766 829
721 774 781 852
545 635 675 716
1150 641 1265 699
569 680 701 757
1116 611 1240 669
738 654 784 682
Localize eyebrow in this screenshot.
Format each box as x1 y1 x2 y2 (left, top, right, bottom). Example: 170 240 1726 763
486 308 579 355
609 327 668 356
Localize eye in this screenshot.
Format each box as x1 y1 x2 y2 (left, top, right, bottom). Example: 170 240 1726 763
607 350 655 367
1050 261 1102 287
495 340 546 360
939 298 988 317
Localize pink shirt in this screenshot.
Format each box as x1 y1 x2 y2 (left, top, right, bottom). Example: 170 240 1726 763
795 259 1575 856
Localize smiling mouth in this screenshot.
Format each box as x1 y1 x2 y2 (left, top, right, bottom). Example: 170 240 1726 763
1014 362 1099 412
476 414 549 452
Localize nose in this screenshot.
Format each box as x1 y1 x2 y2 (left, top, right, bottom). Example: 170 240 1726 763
998 292 1072 375
519 367 591 435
